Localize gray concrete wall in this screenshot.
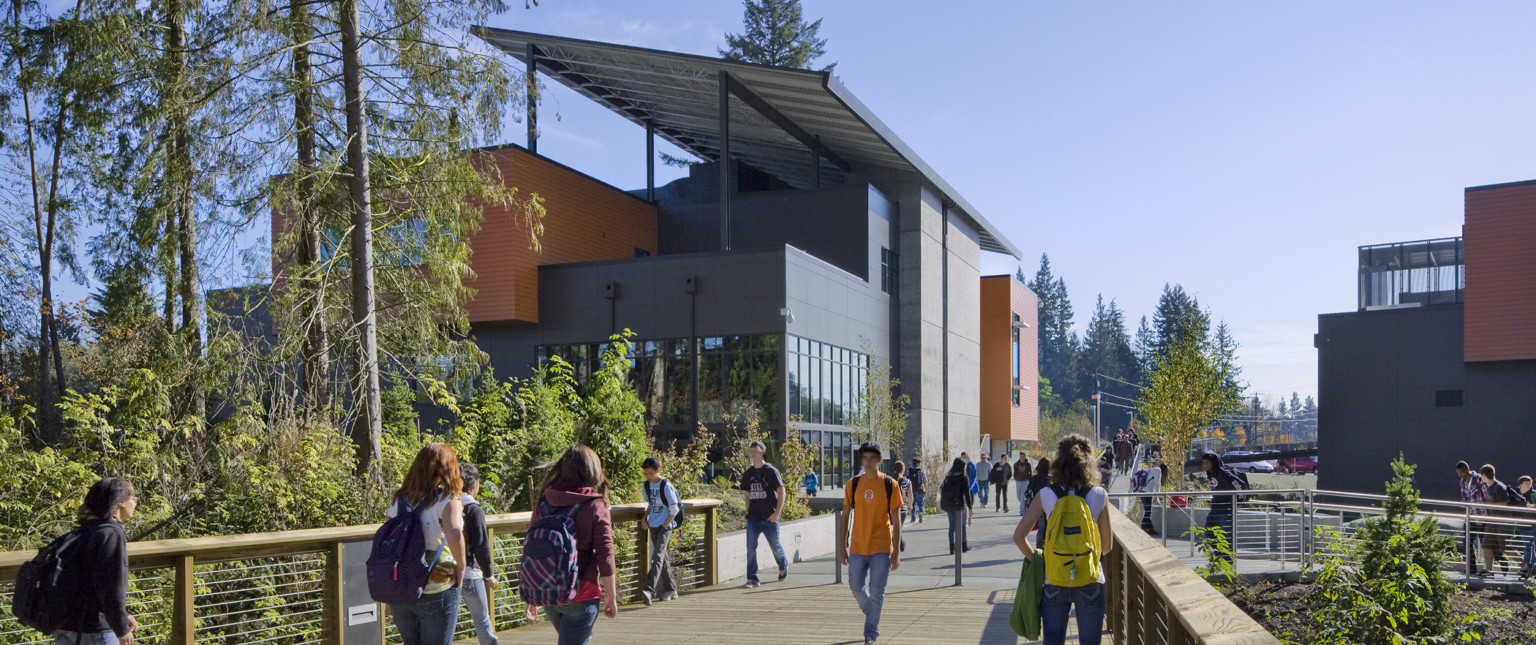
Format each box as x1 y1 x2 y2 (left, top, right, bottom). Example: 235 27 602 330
945 214 982 459
715 513 838 582
897 183 947 465
1316 304 1536 497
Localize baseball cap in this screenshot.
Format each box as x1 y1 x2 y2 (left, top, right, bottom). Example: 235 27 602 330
857 441 882 458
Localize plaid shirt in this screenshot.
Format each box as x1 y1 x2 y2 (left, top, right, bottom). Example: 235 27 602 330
1461 475 1488 516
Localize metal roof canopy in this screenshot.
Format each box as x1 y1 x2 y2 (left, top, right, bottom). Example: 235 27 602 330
472 26 1020 258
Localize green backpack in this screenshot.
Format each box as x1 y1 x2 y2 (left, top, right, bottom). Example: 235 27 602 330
1043 484 1101 588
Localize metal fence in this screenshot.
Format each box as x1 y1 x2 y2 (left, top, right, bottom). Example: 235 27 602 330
0 499 722 645
1110 487 1536 580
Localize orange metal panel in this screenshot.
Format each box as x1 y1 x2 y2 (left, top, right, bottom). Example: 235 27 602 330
1464 182 1536 362
980 276 1039 443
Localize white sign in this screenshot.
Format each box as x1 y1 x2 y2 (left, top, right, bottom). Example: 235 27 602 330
348 604 379 626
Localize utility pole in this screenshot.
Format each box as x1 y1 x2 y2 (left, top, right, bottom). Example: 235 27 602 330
1094 379 1102 452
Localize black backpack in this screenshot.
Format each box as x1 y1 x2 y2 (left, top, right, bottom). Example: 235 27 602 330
847 474 895 509
940 473 968 512
644 479 684 529
12 527 87 635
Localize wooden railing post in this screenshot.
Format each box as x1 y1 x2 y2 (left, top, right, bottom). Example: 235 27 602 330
484 527 497 631
703 505 718 587
172 554 195 644
635 520 651 602
324 542 345 645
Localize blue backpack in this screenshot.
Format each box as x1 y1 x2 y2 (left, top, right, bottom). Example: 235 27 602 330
519 500 587 607
367 498 443 604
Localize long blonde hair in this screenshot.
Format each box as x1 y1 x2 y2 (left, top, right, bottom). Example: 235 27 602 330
1050 434 1099 489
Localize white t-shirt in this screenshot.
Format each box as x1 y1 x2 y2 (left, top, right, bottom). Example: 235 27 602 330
1144 468 1163 494
1038 485 1109 584
386 493 458 594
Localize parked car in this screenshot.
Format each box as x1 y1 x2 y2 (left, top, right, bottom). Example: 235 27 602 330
1278 456 1317 474
1221 451 1276 473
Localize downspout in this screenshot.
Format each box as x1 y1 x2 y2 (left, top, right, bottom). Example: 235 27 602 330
942 200 952 446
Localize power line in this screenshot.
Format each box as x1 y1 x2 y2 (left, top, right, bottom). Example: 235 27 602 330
1094 372 1146 391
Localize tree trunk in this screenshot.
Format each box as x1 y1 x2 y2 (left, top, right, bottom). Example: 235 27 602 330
339 0 382 482
292 0 329 415
167 0 204 420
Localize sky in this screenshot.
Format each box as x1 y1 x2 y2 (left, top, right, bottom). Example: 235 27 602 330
463 1 1536 406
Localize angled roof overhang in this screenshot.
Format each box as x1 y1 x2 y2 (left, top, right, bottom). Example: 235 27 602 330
473 26 1019 258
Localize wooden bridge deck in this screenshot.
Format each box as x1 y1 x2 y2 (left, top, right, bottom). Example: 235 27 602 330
491 576 1063 645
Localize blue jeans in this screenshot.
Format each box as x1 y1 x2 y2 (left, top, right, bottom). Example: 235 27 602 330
1041 583 1105 645
947 510 967 549
546 599 599 645
978 482 989 506
462 578 498 645
746 518 787 583
391 587 462 645
848 553 891 641
54 632 119 645
911 492 925 522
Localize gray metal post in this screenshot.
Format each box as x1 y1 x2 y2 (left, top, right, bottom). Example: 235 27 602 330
717 71 731 251
834 508 843 584
1161 492 1167 548
645 120 655 202
1465 506 1473 577
526 43 537 153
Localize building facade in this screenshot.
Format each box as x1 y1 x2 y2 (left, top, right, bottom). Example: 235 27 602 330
980 275 1039 457
1317 180 1536 497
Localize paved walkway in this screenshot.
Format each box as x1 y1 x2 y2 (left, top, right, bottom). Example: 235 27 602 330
489 508 1084 644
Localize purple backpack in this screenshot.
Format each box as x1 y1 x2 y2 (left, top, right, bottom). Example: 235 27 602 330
367 498 444 604
519 500 586 607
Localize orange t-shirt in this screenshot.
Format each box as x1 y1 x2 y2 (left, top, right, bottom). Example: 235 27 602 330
843 473 904 556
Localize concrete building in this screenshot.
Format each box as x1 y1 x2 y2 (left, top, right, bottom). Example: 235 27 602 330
980 275 1040 458
1316 179 1536 498
271 30 1035 486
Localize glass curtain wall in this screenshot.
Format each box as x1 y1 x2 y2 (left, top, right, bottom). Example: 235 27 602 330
786 335 869 488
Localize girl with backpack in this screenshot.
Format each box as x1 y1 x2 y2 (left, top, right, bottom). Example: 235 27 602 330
1013 435 1113 645
54 477 139 645
386 443 467 645
521 444 617 645
939 458 974 554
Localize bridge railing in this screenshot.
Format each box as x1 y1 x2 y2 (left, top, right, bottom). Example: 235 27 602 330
0 499 723 645
1103 509 1283 645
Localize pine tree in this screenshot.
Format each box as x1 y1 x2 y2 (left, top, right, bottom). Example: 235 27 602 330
1132 314 1156 378
1079 294 1136 402
1027 254 1077 410
719 0 834 70
1151 283 1204 357
1290 392 1303 417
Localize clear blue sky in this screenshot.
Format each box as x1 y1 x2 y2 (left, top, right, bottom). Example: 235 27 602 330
475 1 1536 405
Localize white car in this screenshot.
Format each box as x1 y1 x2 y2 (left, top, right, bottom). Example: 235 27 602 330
1221 452 1276 473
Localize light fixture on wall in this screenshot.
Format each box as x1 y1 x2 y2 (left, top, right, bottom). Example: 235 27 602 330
779 307 795 325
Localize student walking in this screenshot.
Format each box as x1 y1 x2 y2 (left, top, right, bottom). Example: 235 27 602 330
1201 452 1245 558
840 442 904 645
48 477 140 645
963 453 978 527
1013 456 1032 517
939 458 974 553
521 445 619 645
1480 464 1514 575
460 463 499 645
908 458 927 524
991 454 1011 512
1457 461 1490 575
739 441 788 587
1133 463 1166 536
387 443 468 645
976 454 993 507
804 471 820 497
640 457 681 606
894 462 913 526
1024 458 1052 549
1014 434 1113 645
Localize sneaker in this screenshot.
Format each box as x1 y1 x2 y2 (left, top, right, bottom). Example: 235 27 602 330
963 544 971 552
642 591 653 607
778 568 789 581
865 638 877 645
743 580 760 588
665 592 679 601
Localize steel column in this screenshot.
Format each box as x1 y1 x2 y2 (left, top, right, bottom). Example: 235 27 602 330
646 120 655 201
717 71 731 250
526 43 538 153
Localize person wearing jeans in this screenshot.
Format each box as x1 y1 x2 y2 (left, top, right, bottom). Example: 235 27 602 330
739 441 788 586
908 458 927 524
393 587 463 645
460 463 498 645
840 442 903 645
1041 583 1106 645
544 601 600 645
640 458 680 605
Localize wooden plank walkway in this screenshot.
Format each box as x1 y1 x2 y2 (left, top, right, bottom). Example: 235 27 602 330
490 576 1065 644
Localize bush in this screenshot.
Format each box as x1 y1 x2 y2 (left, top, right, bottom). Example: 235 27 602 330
1297 456 1494 644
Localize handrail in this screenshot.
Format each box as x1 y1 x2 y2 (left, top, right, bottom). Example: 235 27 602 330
1104 510 1282 644
0 498 724 581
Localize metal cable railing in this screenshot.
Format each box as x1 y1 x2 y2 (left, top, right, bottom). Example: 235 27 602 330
0 499 724 645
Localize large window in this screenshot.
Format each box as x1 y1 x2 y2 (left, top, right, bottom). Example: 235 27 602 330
1011 313 1021 408
786 335 868 426
880 247 897 295
538 334 778 428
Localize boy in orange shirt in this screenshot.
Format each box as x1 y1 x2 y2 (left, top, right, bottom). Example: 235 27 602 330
838 442 903 645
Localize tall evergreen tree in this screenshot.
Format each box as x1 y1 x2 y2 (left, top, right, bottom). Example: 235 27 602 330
1078 294 1136 402
1027 254 1077 409
719 0 833 70
1132 314 1156 377
1151 283 1204 357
